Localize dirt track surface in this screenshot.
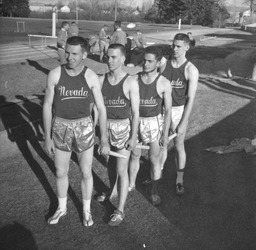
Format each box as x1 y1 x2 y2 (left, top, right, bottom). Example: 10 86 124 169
1 26 256 250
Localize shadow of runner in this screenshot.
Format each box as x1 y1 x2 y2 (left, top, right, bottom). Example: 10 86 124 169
156 100 256 249
0 222 38 250
26 59 49 75
0 95 83 222
0 95 57 215
15 95 44 141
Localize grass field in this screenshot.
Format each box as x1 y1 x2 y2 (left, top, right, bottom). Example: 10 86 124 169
0 17 201 44
0 18 256 249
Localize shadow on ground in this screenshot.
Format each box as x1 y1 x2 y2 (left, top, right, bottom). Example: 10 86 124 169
131 78 256 249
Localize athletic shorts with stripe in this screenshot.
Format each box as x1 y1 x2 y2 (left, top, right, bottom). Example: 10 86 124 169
170 105 184 132
138 114 164 144
52 116 95 153
107 119 131 150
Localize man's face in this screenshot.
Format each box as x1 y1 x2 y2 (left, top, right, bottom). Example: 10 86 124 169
107 48 125 71
113 23 118 31
172 40 189 58
64 24 69 31
143 53 159 73
65 44 86 69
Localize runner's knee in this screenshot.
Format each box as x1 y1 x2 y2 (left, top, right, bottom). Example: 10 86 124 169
81 169 92 181
130 149 141 160
55 167 68 179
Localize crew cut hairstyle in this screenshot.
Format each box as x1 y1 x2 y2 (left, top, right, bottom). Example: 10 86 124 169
144 45 163 61
61 21 69 27
114 20 122 27
173 33 191 46
108 43 126 56
66 36 88 52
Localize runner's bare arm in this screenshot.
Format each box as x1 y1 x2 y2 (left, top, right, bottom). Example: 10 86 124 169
178 63 199 134
159 77 172 147
124 76 140 150
42 67 60 154
86 69 110 155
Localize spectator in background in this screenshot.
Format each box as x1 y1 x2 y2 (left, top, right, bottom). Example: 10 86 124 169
57 21 69 65
125 30 146 66
68 22 79 37
110 20 127 47
187 32 196 47
133 30 146 49
99 25 109 62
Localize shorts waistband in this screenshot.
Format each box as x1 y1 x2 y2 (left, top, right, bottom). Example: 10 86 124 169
140 114 162 120
172 105 184 109
54 116 92 124
107 118 130 123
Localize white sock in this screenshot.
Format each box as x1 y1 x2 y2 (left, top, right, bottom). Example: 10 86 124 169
83 199 91 212
58 197 67 211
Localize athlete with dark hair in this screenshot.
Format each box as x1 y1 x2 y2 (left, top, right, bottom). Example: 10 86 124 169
98 43 140 226
159 33 199 195
129 45 172 206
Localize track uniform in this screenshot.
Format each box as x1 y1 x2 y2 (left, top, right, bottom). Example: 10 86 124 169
138 73 164 144
52 66 94 152
102 74 131 150
161 60 189 131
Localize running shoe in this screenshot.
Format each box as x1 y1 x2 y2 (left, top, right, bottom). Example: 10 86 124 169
150 194 161 206
128 186 135 192
47 208 67 225
83 210 94 227
96 191 118 202
176 183 185 195
108 209 125 226
142 178 152 185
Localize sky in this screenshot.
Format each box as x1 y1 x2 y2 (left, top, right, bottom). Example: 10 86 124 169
30 0 154 8
30 0 248 9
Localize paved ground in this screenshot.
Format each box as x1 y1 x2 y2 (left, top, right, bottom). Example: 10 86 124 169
0 43 57 65
0 25 229 66
1 25 256 250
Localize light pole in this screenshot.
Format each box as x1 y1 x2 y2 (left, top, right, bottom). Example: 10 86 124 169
52 6 57 37
114 0 118 21
76 1 78 24
178 14 181 30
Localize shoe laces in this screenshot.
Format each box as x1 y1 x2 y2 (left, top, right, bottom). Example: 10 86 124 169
84 210 92 219
110 211 123 221
176 183 184 193
152 194 159 201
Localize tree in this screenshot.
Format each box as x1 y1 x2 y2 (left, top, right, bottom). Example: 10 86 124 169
56 0 64 10
2 0 30 17
245 0 256 23
149 0 230 26
158 0 185 23
145 0 160 21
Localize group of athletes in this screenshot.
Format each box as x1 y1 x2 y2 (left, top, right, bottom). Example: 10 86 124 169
42 32 199 227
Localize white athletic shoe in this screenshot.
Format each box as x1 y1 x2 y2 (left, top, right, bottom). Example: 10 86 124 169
83 210 94 227
47 208 67 225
